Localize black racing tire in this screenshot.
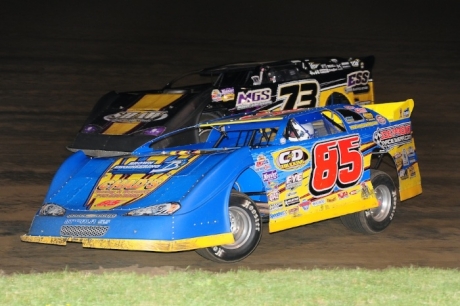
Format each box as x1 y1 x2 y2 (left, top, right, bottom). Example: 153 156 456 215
326 92 350 105
195 191 262 263
340 170 398 234
199 111 222 123
198 111 222 142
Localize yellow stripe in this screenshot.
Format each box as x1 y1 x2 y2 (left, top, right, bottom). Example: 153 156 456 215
102 93 183 135
103 122 139 135
21 232 234 252
129 93 183 111
201 117 283 127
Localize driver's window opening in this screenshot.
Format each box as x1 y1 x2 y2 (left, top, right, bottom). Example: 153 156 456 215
285 115 346 141
285 119 315 141
321 111 346 133
214 127 278 148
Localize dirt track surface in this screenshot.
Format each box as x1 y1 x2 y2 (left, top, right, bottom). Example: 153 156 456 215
1 1 459 274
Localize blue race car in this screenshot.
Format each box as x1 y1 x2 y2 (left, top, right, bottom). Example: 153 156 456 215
22 99 422 262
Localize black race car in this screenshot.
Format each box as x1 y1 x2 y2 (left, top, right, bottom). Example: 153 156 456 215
68 56 375 156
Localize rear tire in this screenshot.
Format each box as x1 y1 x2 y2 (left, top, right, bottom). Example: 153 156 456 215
326 93 350 105
340 170 398 234
198 111 222 142
196 191 262 262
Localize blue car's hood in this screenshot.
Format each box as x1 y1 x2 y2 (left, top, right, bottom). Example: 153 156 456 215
45 148 250 211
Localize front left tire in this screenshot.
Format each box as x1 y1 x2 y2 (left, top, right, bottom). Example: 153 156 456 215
196 191 262 263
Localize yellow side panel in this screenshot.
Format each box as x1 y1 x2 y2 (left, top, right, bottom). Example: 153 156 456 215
318 81 375 106
129 93 183 111
388 139 422 201
269 181 379 233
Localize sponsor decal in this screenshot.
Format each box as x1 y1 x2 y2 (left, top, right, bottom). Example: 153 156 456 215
408 146 415 156
326 196 337 203
346 70 370 93
402 149 409 166
349 189 359 195
338 191 349 199
409 165 416 177
64 219 111 225
67 214 116 218
288 206 300 215
92 199 123 208
349 121 378 130
356 100 372 105
262 170 278 182
349 59 361 68
345 116 356 123
312 199 325 206
268 189 280 202
286 172 302 190
270 211 287 219
361 183 371 199
268 181 278 190
373 123 412 150
64 219 97 225
104 111 168 123
300 200 311 211
211 88 235 102
254 154 270 171
236 88 272 110
363 113 374 120
395 156 403 170
269 202 283 211
284 196 300 206
401 107 410 118
111 157 189 175
353 107 368 114
346 85 370 94
272 146 309 171
87 155 198 210
376 115 387 125
399 169 408 180
308 62 320 70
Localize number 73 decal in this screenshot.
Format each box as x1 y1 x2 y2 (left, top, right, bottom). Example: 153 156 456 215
309 135 363 197
277 80 320 110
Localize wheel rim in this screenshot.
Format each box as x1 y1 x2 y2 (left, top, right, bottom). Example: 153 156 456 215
224 206 252 249
198 129 210 142
368 185 392 222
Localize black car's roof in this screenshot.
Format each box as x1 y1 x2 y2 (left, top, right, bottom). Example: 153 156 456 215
199 59 309 75
199 57 350 75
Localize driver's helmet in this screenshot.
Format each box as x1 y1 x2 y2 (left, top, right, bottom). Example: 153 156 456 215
289 121 315 141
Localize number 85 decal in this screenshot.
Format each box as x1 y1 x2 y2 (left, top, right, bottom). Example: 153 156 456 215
309 135 363 197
